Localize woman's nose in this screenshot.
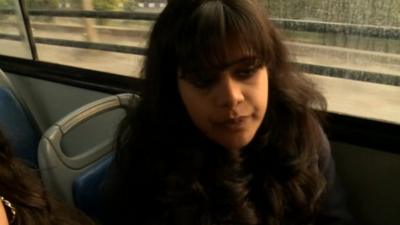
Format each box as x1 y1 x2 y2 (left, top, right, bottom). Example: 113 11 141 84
214 74 245 108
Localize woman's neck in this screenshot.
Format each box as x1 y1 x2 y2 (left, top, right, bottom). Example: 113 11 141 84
0 199 9 225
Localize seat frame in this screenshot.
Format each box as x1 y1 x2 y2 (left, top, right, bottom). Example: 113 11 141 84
38 93 138 204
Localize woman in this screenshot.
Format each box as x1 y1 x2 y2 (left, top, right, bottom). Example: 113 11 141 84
104 0 353 224
0 129 96 225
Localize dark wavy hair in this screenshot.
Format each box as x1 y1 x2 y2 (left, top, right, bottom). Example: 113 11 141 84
107 0 328 225
0 130 95 225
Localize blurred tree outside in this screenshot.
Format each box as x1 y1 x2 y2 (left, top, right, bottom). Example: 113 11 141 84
0 0 13 8
27 0 59 9
25 0 127 10
0 0 13 22
93 0 125 11
123 0 137 11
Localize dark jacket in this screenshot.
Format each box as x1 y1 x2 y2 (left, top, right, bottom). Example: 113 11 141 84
102 131 354 225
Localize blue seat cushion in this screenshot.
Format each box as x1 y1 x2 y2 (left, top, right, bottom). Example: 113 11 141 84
73 153 114 220
0 87 40 167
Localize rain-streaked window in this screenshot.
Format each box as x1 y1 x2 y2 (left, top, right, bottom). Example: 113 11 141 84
263 0 400 124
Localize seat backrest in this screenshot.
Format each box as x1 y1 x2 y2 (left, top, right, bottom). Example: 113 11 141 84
38 93 139 219
0 69 40 167
73 152 114 219
332 142 400 225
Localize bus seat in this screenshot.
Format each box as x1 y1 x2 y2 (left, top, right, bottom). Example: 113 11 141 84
38 93 139 219
73 152 114 220
332 142 400 225
0 69 40 167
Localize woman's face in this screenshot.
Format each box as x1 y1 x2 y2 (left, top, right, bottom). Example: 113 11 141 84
178 56 268 151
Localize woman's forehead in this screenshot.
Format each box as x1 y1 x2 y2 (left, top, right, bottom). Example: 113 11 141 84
221 54 260 68
178 55 259 77
191 41 257 64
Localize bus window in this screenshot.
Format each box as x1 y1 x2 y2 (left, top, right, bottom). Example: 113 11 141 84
262 0 400 124
23 1 165 77
0 0 33 58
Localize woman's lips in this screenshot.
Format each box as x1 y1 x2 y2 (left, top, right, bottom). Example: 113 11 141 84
214 116 250 132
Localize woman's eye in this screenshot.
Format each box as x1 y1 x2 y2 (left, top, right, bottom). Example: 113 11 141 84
236 66 258 79
186 73 218 89
235 61 263 80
